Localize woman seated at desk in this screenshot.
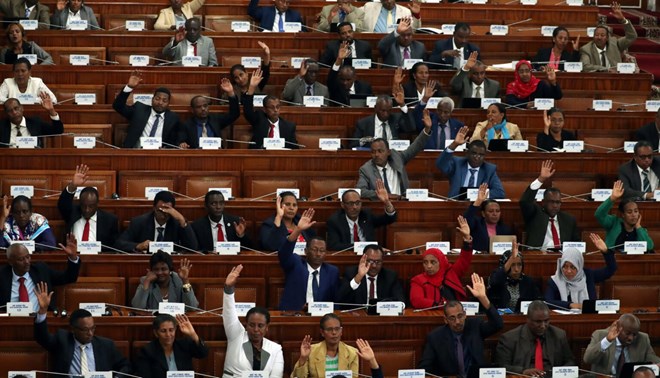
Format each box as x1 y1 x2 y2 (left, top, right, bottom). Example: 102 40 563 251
487 242 542 310
533 26 580 71
0 195 56 251
0 57 57 104
260 191 316 251
536 107 575 152
463 183 514 252
470 103 522 149
0 23 53 65
504 60 563 108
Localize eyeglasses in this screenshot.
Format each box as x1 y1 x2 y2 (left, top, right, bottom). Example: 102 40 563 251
366 259 382 265
323 326 343 333
446 313 466 323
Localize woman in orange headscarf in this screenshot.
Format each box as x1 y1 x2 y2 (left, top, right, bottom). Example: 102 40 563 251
504 60 562 109
410 216 474 309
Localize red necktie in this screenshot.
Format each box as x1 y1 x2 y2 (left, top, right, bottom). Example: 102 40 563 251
353 223 359 242
368 277 375 299
192 42 197 56
81 220 90 242
18 277 28 302
534 338 543 370
549 218 560 249
268 124 275 138
217 224 225 242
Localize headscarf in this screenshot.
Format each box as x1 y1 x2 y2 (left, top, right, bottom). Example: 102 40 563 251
422 248 467 299
505 60 541 99
550 248 589 303
2 213 50 244
499 250 524 285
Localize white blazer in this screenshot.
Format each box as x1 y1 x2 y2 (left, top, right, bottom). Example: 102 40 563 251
361 3 420 33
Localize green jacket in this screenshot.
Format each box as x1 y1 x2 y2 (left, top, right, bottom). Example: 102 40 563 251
594 197 654 250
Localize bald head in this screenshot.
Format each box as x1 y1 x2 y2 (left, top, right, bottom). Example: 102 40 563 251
7 244 31 276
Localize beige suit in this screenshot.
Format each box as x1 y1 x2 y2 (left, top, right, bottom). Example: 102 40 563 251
471 121 523 144
291 341 359 378
154 0 205 30
579 20 637 72
317 4 365 32
583 329 660 375
360 3 420 33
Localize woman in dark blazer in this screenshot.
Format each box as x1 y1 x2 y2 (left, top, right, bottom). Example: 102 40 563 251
533 26 580 71
259 191 316 251
487 246 542 310
463 183 514 252
394 62 446 108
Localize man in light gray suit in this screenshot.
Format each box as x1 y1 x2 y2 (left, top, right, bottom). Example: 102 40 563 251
584 314 660 376
0 0 50 29
450 51 501 107
50 0 100 30
281 59 329 106
162 17 218 66
317 0 364 32
356 114 431 200
377 17 425 67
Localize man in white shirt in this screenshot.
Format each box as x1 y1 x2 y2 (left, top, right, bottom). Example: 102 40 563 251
618 140 660 200
1 92 63 148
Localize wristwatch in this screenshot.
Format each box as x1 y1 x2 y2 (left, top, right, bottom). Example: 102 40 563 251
182 283 192 293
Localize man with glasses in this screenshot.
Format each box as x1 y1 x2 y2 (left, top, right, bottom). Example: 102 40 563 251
419 273 503 377
336 244 405 308
495 300 574 376
436 125 505 199
327 184 396 251
618 140 660 200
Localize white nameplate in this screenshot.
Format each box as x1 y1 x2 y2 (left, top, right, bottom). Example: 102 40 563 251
241 56 262 69
242 372 267 378
75 93 96 105
209 187 232 199
470 0 488 4
145 186 169 200
319 138 341 151
376 301 405 316
623 141 636 153
426 241 450 252
403 59 423 70
593 99 612 111
591 189 612 201
507 140 528 152
354 241 376 255
291 57 311 69
490 25 509 36
653 190 660 201
10 185 34 198
80 302 106 317
440 24 455 35
126 20 145 31
199 137 222 150
595 299 620 314
167 372 194 378
19 19 38 30
521 0 538 4
481 98 498 109
587 27 595 37
129 55 150 66
70 54 90 65
646 100 660 112
308 301 334 316
16 93 36 105
617 63 635 74
263 137 285 149
326 371 352 378
15 136 38 149
69 19 88 30
398 369 425 378
564 62 583 73
140 137 162 150
426 98 441 109
338 188 360 199
159 302 185 316
352 59 371 69
292 242 306 255
7 302 32 316
11 240 35 253
624 241 646 255
84 373 112 378
303 95 324 108
234 302 256 317
182 55 202 67
491 242 512 255
541 25 558 36
366 96 377 108
78 241 102 255
520 300 532 314
406 188 429 201
467 188 479 201
149 242 174 254
563 140 584 153
445 139 466 151
567 0 583 5
479 368 506 378
253 94 266 107
461 301 480 315
633 365 660 376
216 241 241 255
562 241 586 253
390 139 410 151
231 21 250 32
276 188 300 198
534 98 554 110
283 22 302 32
9 371 36 378
552 367 579 378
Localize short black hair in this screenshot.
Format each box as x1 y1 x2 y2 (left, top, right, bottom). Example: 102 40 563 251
11 195 32 212
527 300 549 318
305 236 326 249
443 300 464 315
454 22 471 33
153 313 177 330
79 186 99 200
263 94 279 108
634 140 653 155
153 191 175 206
370 137 390 150
205 190 225 204
246 306 271 324
543 187 562 199
70 309 93 327
547 107 564 118
341 189 359 202
149 250 173 271
153 87 171 99
488 102 507 117
362 244 383 256
320 313 341 329
409 62 428 81
336 21 353 32
552 26 569 38
468 139 487 151
190 95 208 107
618 197 639 213
13 57 31 71
279 190 297 201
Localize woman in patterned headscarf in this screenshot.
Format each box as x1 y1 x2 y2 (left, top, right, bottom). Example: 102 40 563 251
487 243 541 310
0 195 56 251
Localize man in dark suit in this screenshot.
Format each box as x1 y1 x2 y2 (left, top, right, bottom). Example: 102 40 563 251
449 52 501 107
113 71 183 149
419 274 503 376
327 187 397 251
619 140 660 200
634 109 660 151
429 22 480 69
436 126 506 199
178 82 240 149
0 238 80 311
57 164 119 249
115 191 198 253
277 209 339 311
320 22 372 67
326 42 373 107
243 69 298 149
248 0 303 32
519 160 580 250
0 0 50 29
33 282 131 374
495 300 575 375
1 94 63 148
336 244 405 308
377 17 426 67
415 89 464 150
191 190 252 253
350 94 411 148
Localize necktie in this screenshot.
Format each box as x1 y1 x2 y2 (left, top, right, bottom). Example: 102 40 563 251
475 86 482 98
534 338 543 370
380 122 388 140
149 114 161 137
25 7 31 17
268 123 275 138
338 9 346 23
192 42 197 56
368 277 375 299
156 227 165 241
438 124 447 149
403 47 410 61
386 10 393 28
311 270 320 300
456 335 465 377
278 12 284 32
353 223 359 242
306 85 312 96
549 218 560 249
81 220 90 242
642 169 651 192
600 51 607 68
382 167 392 193
468 168 477 187
18 277 28 302
217 224 225 242
15 125 22 137
201 122 208 138
80 345 89 375
616 346 626 376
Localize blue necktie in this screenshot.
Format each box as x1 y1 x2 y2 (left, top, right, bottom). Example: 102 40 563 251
149 114 161 137
468 168 477 187
311 270 319 300
338 9 346 23
278 12 284 32
25 7 31 17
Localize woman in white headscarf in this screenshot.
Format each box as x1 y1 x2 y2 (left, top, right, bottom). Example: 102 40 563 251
545 233 617 310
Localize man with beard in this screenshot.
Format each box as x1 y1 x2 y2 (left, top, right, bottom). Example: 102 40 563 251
320 22 372 67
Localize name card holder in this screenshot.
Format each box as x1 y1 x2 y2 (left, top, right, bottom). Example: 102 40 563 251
564 62 583 73
15 136 38 149
406 188 429 201
7 302 32 316
590 189 612 201
562 241 586 253
283 22 302 32
159 302 185 316
319 138 341 151
489 25 509 36
126 20 145 31
79 302 106 316
398 369 425 378
352 59 371 69
276 188 300 198
303 96 324 107
78 241 102 254
199 137 222 150
145 186 169 200
19 19 38 30
426 241 450 251
461 301 479 316
403 59 423 70
140 137 162 149
70 54 90 65
75 93 97 105
552 367 579 378
389 139 410 151
10 185 34 198
534 98 554 110
624 241 646 255
241 56 262 68
646 100 660 112
149 241 174 254
595 299 620 314
216 241 241 255
491 242 512 255
376 301 405 316
182 55 202 67
541 26 558 36
231 21 250 32
354 241 376 255
507 140 528 152
592 100 612 111
617 63 635 74
563 140 584 153
263 137 285 150
129 55 150 66
235 302 256 317
308 302 334 316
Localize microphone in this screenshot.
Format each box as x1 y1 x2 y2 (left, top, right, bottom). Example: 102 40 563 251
543 301 573 312
606 146 626 154
528 144 552 153
95 139 121 149
160 141 184 150
340 303 376 313
423 61 456 69
38 133 76 139
529 60 567 65
516 243 552 253
100 243 132 254
578 369 614 377
311 191 338 201
560 192 590 202
172 242 205 255
370 61 400 68
301 24 329 33
583 143 615 152
315 61 332 68
585 243 624 255
150 57 181 66
413 304 445 312
106 24 126 31
502 101 535 110
330 245 357 255
508 18 533 27
89 57 119 65
199 25 215 32
56 97 76 105
428 192 459 202
389 243 427 255
284 140 306 148
34 241 63 251
323 96 352 108
165 190 194 200
0 141 16 147
195 373 221 378
249 191 278 201
237 244 277 255
506 371 536 378
223 139 257 146
279 98 305 107
105 303 157 314
38 22 65 29
111 371 143 378
201 95 230 104
34 371 82 377
185 304 222 317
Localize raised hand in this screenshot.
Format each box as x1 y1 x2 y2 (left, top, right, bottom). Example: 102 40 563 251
297 208 317 230
571 35 580 51
466 273 486 299
275 196 285 219
298 60 309 78
464 51 478 71
393 86 404 106
375 179 389 203
422 108 433 130
610 180 624 201
475 183 489 205
453 125 469 147
127 70 143 89
35 281 53 314
356 254 370 281
225 264 243 288
610 2 625 22
546 66 556 84
58 233 78 260
178 257 192 283
39 92 56 115
71 164 89 188
338 41 350 61
606 319 622 342
456 215 471 240
393 67 406 86
396 17 412 34
248 67 263 94
356 339 379 368
589 233 608 254
542 109 551 133
299 335 313 360
538 160 555 182
234 217 247 237
257 41 270 56
220 77 235 97
422 79 438 102
174 25 186 42
406 0 421 15
1 196 10 220
175 314 199 342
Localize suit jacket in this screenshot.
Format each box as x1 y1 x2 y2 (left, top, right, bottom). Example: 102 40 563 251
248 0 303 31
292 341 359 378
327 67 373 107
0 116 64 148
579 21 637 72
336 266 405 306
154 0 205 30
320 39 372 67
131 271 199 310
635 121 659 151
361 3 421 33
414 101 463 149
178 96 240 148
317 4 364 32
162 35 218 66
34 317 131 373
357 130 430 199
533 47 579 71
259 214 316 252
57 188 119 248
519 185 580 248
50 5 100 30
134 337 208 378
378 31 426 67
112 89 183 148
487 267 542 310
242 93 298 149
618 158 660 199
277 238 339 311
464 205 514 252
429 38 480 69
191 213 253 252
0 0 50 29
436 149 506 199
495 324 575 373
584 329 660 375
114 211 198 252
449 68 501 106
326 208 397 251
281 77 329 106
350 111 411 148
418 305 503 376
0 41 53 65
0 259 80 310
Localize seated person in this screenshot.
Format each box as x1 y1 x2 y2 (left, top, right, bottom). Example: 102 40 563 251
0 0 50 29
327 44 373 107
504 60 563 108
350 94 411 148
634 108 660 151
115 191 198 253
545 233 617 310
470 103 523 147
0 57 56 104
579 3 637 72
131 251 199 311
317 0 365 32
0 195 56 250
449 52 501 107
533 26 580 71
248 0 303 32
394 63 446 108
414 94 463 150
281 60 329 106
0 23 53 65
429 22 480 70
162 17 218 67
260 192 316 252
154 0 206 31
618 141 660 200
377 17 426 68
1 94 63 148
50 0 100 30
410 216 473 309
536 107 575 152
229 41 271 101
595 180 654 253
292 314 359 378
191 190 252 253
487 243 542 310
360 0 421 33
464 183 513 252
319 22 371 67
134 314 209 378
